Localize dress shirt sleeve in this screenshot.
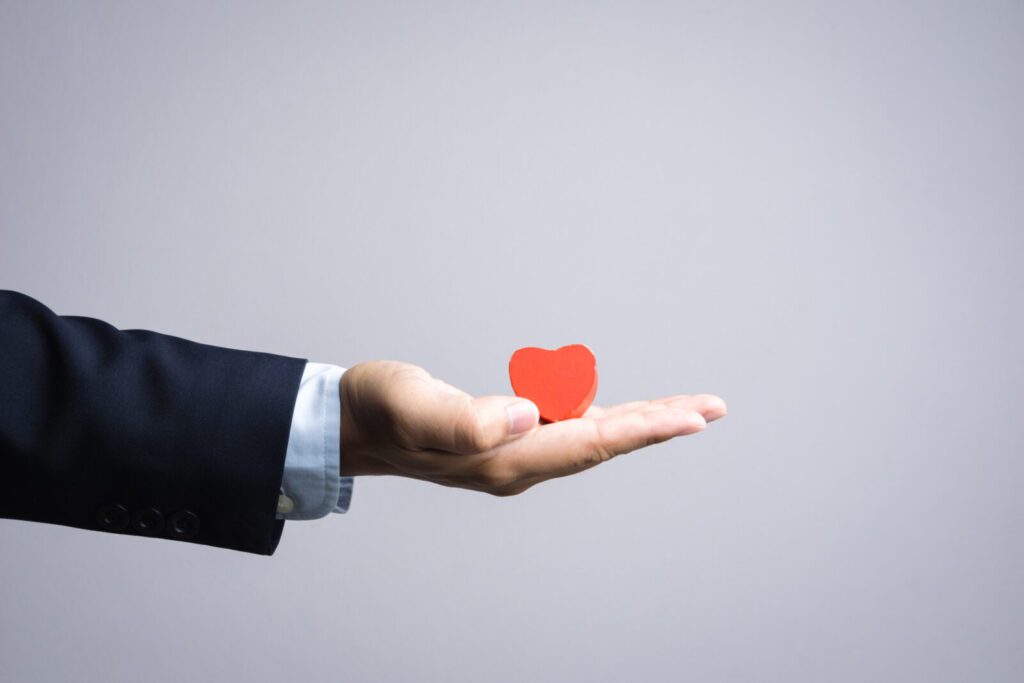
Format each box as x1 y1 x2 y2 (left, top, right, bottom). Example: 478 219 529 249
275 361 354 520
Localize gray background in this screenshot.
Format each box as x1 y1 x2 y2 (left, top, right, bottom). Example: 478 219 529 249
1 1 1021 681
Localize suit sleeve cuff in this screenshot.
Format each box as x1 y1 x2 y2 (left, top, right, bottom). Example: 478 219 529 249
276 361 352 520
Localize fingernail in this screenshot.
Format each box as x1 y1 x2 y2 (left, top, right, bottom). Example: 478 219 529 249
506 400 539 435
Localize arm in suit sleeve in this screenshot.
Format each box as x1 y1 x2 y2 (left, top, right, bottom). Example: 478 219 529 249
0 289 307 555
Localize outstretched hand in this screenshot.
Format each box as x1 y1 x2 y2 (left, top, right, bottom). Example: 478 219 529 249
339 360 727 496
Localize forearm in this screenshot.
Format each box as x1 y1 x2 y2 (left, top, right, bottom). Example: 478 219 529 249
0 290 306 554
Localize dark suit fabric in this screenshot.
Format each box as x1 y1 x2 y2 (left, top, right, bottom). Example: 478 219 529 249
0 290 306 555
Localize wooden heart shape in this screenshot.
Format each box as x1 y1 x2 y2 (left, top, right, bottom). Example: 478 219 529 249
509 344 598 422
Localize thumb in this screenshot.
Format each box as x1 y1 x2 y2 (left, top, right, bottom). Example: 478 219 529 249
427 395 540 454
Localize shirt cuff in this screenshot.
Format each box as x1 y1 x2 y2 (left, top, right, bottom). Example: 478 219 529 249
275 361 354 520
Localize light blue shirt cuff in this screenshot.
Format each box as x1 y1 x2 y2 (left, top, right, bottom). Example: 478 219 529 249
275 361 354 520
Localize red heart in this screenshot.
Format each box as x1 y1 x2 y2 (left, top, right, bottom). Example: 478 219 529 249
508 344 598 422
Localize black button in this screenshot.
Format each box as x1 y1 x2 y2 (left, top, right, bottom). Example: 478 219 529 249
167 510 200 540
96 504 130 532
131 507 164 535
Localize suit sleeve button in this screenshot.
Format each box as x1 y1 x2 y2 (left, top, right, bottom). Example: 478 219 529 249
96 504 130 532
167 510 200 540
131 507 165 535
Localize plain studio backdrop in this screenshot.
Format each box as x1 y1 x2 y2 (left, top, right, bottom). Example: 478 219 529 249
1 2 1021 682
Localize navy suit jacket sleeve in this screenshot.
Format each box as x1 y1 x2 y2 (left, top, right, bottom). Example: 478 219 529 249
0 290 307 555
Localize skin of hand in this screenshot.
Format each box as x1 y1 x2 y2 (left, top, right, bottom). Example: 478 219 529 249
338 360 727 496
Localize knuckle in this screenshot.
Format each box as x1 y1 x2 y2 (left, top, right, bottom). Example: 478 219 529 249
594 441 617 463
462 425 493 453
565 447 605 473
456 407 500 453
589 422 618 464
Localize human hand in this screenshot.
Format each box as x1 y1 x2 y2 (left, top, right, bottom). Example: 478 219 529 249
338 360 727 496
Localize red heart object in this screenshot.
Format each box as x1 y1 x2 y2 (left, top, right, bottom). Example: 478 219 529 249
509 344 598 422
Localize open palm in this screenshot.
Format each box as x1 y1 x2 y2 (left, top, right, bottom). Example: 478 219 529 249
339 360 726 496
